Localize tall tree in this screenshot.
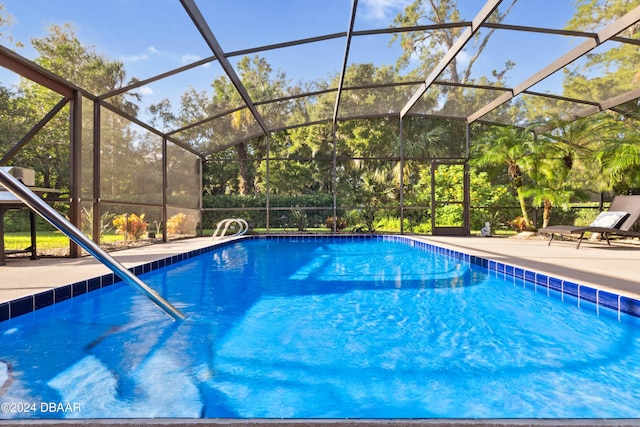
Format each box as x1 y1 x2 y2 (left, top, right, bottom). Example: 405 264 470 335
210 55 290 195
391 0 518 114
13 24 141 192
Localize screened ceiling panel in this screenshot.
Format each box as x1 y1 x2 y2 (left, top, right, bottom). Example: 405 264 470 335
353 1 483 32
478 92 600 128
196 0 352 52
337 85 420 119
256 92 335 130
456 29 586 89
233 39 346 99
476 96 528 127
556 39 640 104
118 61 229 121
0 0 638 155
408 84 510 119
519 93 600 125
347 34 412 79
492 0 581 30
172 108 263 155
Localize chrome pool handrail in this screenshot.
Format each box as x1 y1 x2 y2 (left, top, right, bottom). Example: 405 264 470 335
0 167 186 321
212 218 248 240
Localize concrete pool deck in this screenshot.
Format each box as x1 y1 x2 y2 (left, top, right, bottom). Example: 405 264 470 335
1 234 640 304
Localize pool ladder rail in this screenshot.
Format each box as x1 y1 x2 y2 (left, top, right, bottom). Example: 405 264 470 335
212 218 249 240
0 167 186 321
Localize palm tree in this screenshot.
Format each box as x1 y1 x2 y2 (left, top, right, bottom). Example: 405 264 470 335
594 119 640 194
521 150 574 229
471 125 534 226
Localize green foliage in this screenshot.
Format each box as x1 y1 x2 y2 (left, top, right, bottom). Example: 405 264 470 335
572 206 600 227
290 206 308 231
81 207 116 242
412 163 515 230
1 210 56 233
202 194 334 229
350 208 378 233
2 1 638 242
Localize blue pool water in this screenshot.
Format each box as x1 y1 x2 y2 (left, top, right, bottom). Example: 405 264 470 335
2 236 640 419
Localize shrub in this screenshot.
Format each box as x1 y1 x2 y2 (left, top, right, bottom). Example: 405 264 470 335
325 216 347 231
113 213 148 240
82 207 115 242
166 212 197 235
510 216 533 232
290 206 308 231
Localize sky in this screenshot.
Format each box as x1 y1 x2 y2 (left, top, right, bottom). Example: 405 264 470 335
0 0 585 120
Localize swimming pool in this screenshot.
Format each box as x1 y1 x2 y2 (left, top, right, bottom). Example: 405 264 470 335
1 235 640 419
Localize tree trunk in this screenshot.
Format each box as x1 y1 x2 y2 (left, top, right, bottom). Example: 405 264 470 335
542 198 552 229
234 143 249 195
516 186 529 222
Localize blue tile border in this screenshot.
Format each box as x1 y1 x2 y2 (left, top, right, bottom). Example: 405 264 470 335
2 234 640 322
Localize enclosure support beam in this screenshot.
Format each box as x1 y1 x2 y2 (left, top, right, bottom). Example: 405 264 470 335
467 5 640 124
265 134 271 233
198 156 203 236
400 0 503 118
92 100 101 244
0 98 69 166
162 136 168 243
180 0 271 136
399 115 405 235
0 45 75 99
332 122 338 232
464 124 471 236
333 0 358 126
69 91 82 258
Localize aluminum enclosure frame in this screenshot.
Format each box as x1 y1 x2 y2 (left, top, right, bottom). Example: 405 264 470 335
0 0 637 252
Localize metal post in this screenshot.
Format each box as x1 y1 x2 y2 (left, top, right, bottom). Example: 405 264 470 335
198 156 203 236
265 134 270 233
162 136 168 242
332 122 338 232
464 123 471 235
92 100 101 244
399 115 405 234
69 91 82 258
0 167 186 320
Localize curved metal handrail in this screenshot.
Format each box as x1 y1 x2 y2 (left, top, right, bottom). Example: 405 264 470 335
212 218 248 240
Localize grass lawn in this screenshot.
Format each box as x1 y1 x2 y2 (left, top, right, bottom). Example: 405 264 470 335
3 231 125 251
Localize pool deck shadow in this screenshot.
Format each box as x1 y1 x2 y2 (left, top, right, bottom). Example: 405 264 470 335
416 235 640 299
1 233 640 303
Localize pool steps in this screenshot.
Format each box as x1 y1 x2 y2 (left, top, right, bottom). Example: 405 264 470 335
0 167 186 321
1 234 640 323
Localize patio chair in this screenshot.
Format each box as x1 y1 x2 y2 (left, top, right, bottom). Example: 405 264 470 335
538 195 640 249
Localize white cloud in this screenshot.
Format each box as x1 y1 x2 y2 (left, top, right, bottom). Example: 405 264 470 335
148 46 163 56
120 53 149 62
143 47 208 67
137 86 154 96
181 54 201 63
455 50 471 67
360 0 411 22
